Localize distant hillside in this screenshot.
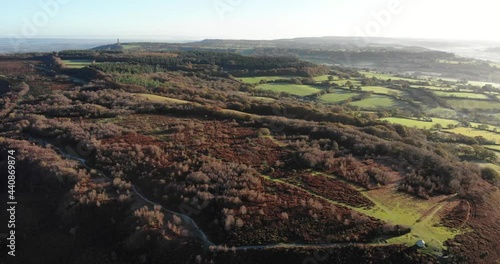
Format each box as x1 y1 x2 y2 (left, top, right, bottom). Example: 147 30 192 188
92 37 433 53
89 37 500 83
0 38 112 54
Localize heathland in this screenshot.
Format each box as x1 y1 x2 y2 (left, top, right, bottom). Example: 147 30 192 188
0 45 499 264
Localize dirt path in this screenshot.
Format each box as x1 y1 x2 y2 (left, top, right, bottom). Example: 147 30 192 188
33 137 398 252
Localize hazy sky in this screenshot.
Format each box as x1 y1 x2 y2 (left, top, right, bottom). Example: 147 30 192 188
0 0 499 41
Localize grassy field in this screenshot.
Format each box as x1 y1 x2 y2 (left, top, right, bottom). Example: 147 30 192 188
449 127 500 144
362 187 464 253
361 86 403 95
380 117 459 129
266 169 465 253
256 83 323 96
349 95 409 109
447 99 500 110
62 59 95 69
136 93 190 104
337 174 464 252
238 76 295 84
320 90 359 103
433 91 490 99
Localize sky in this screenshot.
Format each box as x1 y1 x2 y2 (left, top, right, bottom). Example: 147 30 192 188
0 0 499 42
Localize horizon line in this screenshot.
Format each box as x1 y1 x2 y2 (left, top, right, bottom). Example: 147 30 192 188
2 35 500 43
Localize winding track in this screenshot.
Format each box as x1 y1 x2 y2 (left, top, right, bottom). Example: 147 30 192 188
30 137 413 252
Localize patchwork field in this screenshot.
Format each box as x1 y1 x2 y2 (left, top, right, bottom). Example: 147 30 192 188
320 90 359 103
362 86 403 95
449 127 500 144
380 117 459 129
349 95 410 109
447 99 500 110
256 83 323 96
433 91 490 99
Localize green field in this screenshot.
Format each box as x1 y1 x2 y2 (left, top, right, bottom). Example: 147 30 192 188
238 76 295 84
449 127 500 144
447 99 500 110
255 83 323 96
350 181 464 252
265 170 463 253
320 90 359 103
349 95 409 109
380 117 459 129
62 59 95 69
361 86 403 96
433 91 489 99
